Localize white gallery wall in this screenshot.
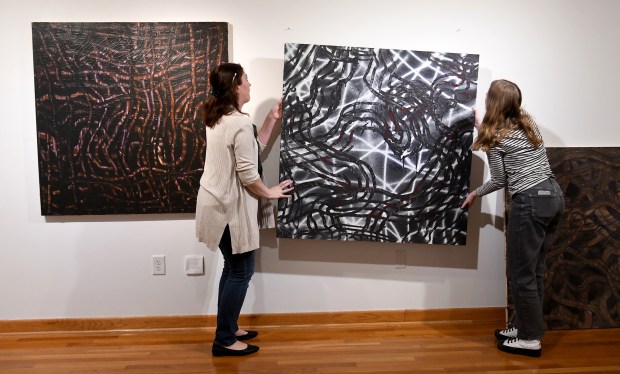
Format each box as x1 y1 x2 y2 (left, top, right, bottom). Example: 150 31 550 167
1 0 618 320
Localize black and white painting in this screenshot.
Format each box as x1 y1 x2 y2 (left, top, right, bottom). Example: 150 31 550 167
277 43 479 244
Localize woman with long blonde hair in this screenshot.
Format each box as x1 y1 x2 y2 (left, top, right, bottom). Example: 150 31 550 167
462 79 564 357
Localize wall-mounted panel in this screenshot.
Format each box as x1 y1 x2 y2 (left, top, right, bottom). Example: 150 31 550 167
544 147 620 329
32 22 228 215
277 43 478 245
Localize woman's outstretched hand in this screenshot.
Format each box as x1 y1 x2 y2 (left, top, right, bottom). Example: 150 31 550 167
461 190 478 209
246 178 293 200
267 179 293 199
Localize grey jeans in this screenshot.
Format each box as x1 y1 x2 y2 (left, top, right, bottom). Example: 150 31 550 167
507 177 565 340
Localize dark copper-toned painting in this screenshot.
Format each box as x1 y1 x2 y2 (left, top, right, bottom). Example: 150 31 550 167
507 147 620 330
544 147 620 329
32 22 228 215
277 43 478 244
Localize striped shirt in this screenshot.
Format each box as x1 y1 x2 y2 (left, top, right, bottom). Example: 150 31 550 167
475 115 554 198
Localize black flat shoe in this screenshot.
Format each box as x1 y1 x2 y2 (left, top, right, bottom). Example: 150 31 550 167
212 343 259 357
236 330 258 341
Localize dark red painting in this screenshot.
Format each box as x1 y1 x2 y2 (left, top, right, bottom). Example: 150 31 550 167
32 22 228 215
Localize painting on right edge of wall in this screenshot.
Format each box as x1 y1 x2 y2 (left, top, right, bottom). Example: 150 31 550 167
508 147 620 330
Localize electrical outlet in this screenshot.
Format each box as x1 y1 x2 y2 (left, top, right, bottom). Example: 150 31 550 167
152 255 166 275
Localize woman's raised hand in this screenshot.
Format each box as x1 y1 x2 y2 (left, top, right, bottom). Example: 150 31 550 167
473 107 482 130
269 99 283 120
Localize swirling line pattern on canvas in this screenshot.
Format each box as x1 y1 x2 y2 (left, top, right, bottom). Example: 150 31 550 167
277 44 478 244
544 148 620 329
33 22 228 215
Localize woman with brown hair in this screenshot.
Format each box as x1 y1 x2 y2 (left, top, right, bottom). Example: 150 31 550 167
196 62 293 357
462 79 564 357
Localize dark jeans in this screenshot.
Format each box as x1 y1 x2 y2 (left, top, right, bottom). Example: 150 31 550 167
507 177 564 340
215 225 256 346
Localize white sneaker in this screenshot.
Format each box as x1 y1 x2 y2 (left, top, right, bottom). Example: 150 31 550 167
494 327 518 340
497 338 542 357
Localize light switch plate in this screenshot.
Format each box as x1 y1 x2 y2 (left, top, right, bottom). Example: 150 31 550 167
185 255 204 275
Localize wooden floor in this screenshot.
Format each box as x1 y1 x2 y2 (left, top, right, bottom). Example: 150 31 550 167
1 321 619 373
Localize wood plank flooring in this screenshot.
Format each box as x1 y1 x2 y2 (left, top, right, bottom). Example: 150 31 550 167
1 321 619 373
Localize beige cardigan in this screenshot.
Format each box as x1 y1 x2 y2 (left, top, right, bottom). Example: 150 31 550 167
195 112 275 254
